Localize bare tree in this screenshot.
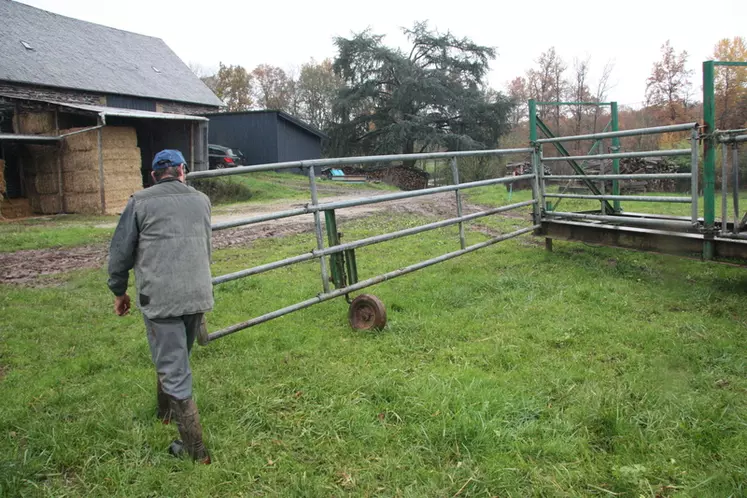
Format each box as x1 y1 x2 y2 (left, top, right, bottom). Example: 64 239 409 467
567 57 592 150
645 41 693 122
592 60 615 133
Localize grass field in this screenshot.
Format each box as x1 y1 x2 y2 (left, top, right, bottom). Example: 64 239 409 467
1 192 747 496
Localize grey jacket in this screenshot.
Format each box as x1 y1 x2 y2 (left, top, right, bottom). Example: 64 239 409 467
107 179 214 319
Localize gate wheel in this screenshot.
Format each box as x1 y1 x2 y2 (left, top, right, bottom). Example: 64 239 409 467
348 294 387 331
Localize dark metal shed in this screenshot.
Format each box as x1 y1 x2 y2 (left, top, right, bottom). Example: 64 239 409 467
204 111 327 171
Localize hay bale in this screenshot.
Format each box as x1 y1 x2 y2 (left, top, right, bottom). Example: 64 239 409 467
63 171 100 194
15 112 56 135
65 193 102 214
61 126 137 152
0 197 32 219
25 145 59 174
33 173 60 195
30 194 63 214
62 150 97 172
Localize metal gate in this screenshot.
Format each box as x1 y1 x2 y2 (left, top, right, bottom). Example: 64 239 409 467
187 147 539 342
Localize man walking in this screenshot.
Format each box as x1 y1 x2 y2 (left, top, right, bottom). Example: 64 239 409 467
108 149 213 464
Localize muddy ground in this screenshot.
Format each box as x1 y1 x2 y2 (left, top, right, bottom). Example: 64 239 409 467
0 192 529 285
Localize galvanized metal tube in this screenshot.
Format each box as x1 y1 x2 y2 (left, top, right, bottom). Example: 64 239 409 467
211 174 536 231
212 200 537 285
721 144 728 236
537 148 547 213
691 127 699 228
531 148 541 223
546 211 697 231
734 144 740 234
719 134 747 143
188 147 533 180
312 174 535 213
535 123 698 144
545 193 692 203
599 139 606 216
546 173 691 181
540 148 691 162
450 157 466 249
213 252 317 285
207 224 540 341
212 207 310 231
307 166 330 294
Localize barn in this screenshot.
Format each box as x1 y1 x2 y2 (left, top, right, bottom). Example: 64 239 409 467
205 111 327 172
0 1 222 218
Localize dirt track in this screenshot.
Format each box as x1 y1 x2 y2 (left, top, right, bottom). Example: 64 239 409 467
0 192 523 285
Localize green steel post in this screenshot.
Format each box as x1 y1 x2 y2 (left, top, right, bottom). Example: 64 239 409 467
324 210 346 288
703 61 715 260
611 102 621 213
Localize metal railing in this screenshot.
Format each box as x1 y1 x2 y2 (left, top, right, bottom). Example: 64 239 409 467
187 147 536 342
536 122 701 228
186 121 713 342
718 130 746 236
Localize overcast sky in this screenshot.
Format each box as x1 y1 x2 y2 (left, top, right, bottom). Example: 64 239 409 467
18 0 747 108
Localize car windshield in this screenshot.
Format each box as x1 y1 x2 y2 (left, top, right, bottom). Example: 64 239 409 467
226 149 234 156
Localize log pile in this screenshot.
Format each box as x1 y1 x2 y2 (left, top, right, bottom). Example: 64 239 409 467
584 157 682 193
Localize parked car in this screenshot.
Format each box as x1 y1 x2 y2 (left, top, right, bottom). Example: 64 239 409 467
208 144 241 169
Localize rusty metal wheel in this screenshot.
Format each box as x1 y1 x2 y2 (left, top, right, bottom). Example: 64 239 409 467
348 294 387 331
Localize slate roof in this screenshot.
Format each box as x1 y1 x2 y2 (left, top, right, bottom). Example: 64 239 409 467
0 1 223 107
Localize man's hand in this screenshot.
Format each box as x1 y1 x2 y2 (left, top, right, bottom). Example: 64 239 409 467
114 294 131 316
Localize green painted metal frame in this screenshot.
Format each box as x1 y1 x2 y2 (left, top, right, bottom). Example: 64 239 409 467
529 99 618 214
702 60 747 259
324 209 359 289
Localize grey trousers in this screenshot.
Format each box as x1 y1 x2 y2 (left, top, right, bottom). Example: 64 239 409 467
143 313 204 400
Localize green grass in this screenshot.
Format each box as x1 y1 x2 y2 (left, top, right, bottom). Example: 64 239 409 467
1 212 747 496
0 215 116 253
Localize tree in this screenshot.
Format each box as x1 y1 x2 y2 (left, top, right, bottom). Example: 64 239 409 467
525 47 565 122
329 22 512 165
712 36 747 129
645 40 693 122
213 62 253 111
566 57 592 149
506 76 528 126
297 58 341 130
252 64 295 111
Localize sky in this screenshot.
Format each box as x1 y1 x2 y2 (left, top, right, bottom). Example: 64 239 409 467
17 0 747 108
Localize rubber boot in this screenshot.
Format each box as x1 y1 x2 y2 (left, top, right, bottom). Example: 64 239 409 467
196 315 209 347
156 379 172 424
168 396 211 464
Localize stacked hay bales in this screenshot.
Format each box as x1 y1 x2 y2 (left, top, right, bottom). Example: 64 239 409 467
62 127 142 215
10 111 143 215
15 111 56 135
0 159 33 219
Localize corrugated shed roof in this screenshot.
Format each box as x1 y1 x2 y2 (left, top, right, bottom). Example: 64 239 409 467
0 1 223 107
52 101 209 121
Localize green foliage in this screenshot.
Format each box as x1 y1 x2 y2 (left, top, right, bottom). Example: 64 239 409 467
213 62 253 111
1 214 747 496
328 22 512 164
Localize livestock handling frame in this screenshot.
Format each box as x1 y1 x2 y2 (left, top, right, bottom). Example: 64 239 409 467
533 59 747 262
187 147 539 343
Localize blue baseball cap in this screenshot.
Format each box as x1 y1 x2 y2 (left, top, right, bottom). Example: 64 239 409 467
152 149 187 170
